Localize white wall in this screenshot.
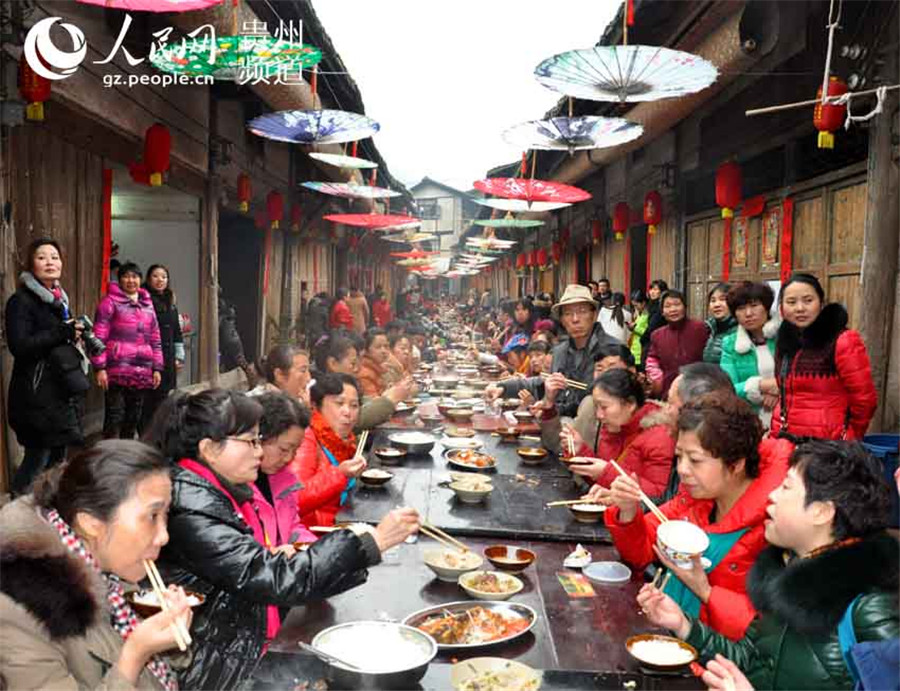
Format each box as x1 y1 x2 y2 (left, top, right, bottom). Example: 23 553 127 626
111 173 201 385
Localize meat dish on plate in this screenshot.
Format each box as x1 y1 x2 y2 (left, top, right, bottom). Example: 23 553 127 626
416 606 529 645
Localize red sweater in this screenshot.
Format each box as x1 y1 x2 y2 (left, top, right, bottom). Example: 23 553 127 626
604 437 793 640
372 299 392 327
577 403 675 499
329 300 354 330
646 319 709 397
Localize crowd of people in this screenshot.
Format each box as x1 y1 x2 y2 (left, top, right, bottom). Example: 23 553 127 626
1 235 896 690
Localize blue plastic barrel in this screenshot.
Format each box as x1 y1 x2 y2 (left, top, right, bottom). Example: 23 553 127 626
863 434 899 528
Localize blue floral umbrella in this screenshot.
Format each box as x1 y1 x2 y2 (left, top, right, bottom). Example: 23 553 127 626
248 109 380 145
301 182 401 199
503 115 643 154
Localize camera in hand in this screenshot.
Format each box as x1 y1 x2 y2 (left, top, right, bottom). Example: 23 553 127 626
76 315 106 357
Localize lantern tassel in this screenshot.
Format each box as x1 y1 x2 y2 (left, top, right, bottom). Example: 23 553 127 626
25 102 45 121
817 131 835 149
149 172 163 187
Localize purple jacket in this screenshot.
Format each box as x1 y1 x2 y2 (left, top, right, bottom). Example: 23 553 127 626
91 283 163 388
251 466 317 546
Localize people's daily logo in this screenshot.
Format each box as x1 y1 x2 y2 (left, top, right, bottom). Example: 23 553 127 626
24 17 87 80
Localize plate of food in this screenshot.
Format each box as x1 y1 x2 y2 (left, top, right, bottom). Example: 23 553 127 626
458 571 524 601
446 449 496 470
445 426 477 438
404 601 537 650
450 658 541 691
448 474 494 503
441 437 485 451
359 468 393 487
423 548 484 582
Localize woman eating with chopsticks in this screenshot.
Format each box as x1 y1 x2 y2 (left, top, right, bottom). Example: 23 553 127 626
559 369 675 501
147 388 420 690
604 392 792 640
293 373 370 527
1 440 192 690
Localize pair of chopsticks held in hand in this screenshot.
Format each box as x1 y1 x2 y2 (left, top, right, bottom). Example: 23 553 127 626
142 559 192 651
539 372 588 391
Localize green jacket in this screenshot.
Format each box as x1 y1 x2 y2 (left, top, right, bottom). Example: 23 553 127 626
630 312 650 363
719 320 779 409
703 316 737 364
686 534 899 690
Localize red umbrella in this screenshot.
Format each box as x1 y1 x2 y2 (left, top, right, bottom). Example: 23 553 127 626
473 177 591 204
390 249 440 259
323 213 420 229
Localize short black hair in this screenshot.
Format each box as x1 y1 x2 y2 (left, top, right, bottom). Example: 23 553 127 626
528 340 551 354
591 368 645 407
364 327 387 351
649 279 669 293
677 392 762 477
24 238 62 274
257 392 310 440
389 332 410 349
257 345 306 384
312 335 357 373
727 281 775 314
790 440 892 540
597 277 610 286
661 289 686 308
676 362 735 402
707 282 731 303
310 372 360 408
594 342 635 368
117 261 142 282
781 272 825 304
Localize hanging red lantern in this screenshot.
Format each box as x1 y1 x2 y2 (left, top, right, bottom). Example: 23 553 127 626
18 58 51 121
266 190 284 229
237 173 252 213
612 202 630 241
813 76 848 149
290 202 302 232
536 248 548 269
551 240 562 265
591 219 602 245
643 190 663 235
516 253 526 269
128 161 151 186
715 161 742 219
143 124 171 187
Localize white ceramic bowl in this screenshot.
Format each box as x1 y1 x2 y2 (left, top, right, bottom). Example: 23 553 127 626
457 570 524 601
656 520 709 569
449 481 493 504
423 548 484 582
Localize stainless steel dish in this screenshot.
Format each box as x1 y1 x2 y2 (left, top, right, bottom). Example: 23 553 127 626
387 431 436 455
402 600 537 651
310 621 438 689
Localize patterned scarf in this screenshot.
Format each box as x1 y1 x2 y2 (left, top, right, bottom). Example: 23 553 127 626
309 409 357 462
43 508 178 691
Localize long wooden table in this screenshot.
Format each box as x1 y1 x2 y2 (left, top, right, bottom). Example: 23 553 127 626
252 385 701 689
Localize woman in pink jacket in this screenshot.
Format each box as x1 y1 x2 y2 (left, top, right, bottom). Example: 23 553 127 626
251 392 317 551
92 262 163 439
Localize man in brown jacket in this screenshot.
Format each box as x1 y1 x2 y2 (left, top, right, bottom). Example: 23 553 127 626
346 286 370 335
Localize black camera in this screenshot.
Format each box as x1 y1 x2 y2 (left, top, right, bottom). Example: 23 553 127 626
75 315 106 357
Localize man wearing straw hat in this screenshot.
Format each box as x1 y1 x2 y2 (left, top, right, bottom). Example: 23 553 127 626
487 284 618 417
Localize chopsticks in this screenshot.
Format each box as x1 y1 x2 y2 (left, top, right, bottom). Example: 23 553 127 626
354 430 369 460
539 372 588 391
651 567 672 591
545 499 601 508
142 559 191 651
608 458 668 524
419 522 469 553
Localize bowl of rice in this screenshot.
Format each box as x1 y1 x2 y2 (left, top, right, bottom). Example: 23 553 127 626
626 634 698 671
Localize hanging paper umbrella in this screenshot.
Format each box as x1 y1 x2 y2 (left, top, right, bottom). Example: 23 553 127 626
390 249 440 259
249 110 379 145
535 45 717 103
323 213 419 229
301 182 401 199
473 197 571 213
77 0 222 10
503 115 643 154
474 178 591 204
474 217 545 229
308 152 378 169
151 36 321 81
381 232 438 244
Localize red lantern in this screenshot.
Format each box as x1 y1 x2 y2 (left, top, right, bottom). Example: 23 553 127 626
266 190 284 229
237 173 252 213
715 161 742 219
516 253 526 269
18 58 50 121
643 190 663 235
128 161 151 186
143 124 171 187
613 202 630 241
551 240 562 265
290 202 302 232
591 219 602 245
814 76 848 150
536 248 548 269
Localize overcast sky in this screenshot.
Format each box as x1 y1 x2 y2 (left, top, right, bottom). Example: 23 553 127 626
311 1 619 192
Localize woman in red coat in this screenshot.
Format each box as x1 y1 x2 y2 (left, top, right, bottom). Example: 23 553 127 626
769 273 876 442
329 288 354 331
604 393 792 640
292 373 367 526
561 369 675 501
645 290 709 398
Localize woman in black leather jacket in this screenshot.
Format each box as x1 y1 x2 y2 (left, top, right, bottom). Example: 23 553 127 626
146 388 420 690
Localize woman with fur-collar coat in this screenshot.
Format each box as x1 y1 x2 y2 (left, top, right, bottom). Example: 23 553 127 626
772 275 876 441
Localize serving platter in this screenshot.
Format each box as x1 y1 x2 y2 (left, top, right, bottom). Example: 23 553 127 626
402 600 537 651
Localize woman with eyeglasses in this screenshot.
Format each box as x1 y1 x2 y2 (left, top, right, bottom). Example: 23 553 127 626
251 392 317 552
147 388 420 690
